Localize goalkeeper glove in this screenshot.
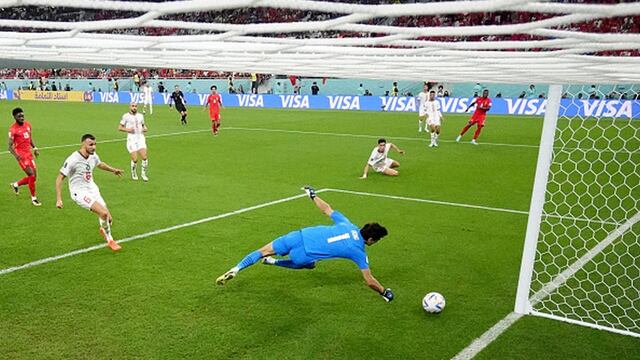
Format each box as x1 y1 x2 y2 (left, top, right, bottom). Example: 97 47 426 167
302 186 317 200
381 288 394 302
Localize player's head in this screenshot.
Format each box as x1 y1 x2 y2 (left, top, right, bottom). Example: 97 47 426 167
12 107 25 124
360 223 388 245
174 85 179 91
81 134 97 154
377 138 386 152
211 85 217 93
129 102 138 114
423 84 429 91
429 90 436 100
482 89 489 98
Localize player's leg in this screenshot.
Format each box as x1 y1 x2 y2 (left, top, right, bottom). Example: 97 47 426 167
90 200 121 251
434 124 441 146
19 160 40 205
264 243 317 269
472 123 484 145
139 148 149 181
456 120 475 142
217 231 301 285
382 168 399 176
418 115 426 132
129 149 139 180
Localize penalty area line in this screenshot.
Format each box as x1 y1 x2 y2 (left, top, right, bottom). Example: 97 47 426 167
0 190 326 277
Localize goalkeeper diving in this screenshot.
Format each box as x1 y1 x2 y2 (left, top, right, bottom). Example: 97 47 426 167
216 186 395 302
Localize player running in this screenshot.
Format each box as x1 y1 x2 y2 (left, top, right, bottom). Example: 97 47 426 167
169 85 188 125
456 89 492 145
360 138 405 178
142 81 153 115
8 107 41 206
55 134 124 252
417 83 430 133
118 102 149 181
203 85 223 135
216 186 395 302
426 90 444 147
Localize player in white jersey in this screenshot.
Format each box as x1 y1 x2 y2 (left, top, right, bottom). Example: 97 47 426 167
417 84 430 133
425 90 444 147
360 138 405 178
55 134 124 251
142 81 153 115
118 102 149 181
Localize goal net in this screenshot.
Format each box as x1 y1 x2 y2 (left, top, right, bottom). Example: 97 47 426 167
515 84 640 338
0 1 639 83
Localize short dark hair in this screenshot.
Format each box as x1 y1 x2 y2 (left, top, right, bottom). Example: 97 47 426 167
12 107 23 116
360 223 388 242
429 90 436 94
81 134 96 142
211 85 217 90
378 138 386 144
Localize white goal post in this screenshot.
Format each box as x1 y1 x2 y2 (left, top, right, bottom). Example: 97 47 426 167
514 84 640 338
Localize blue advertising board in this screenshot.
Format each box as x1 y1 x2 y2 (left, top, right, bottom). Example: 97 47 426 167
7 90 639 119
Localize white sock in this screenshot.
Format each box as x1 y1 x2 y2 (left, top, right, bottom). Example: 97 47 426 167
141 159 148 175
131 161 137 176
230 266 239 273
418 120 423 131
99 218 113 241
430 132 435 144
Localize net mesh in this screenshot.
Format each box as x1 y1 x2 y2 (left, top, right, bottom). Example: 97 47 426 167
527 84 640 337
0 1 639 83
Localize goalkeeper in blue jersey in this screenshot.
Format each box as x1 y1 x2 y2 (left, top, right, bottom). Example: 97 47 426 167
216 186 395 302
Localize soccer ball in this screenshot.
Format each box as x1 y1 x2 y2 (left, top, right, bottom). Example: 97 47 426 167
422 292 446 314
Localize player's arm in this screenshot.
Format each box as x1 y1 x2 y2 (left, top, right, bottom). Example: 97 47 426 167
465 99 477 112
97 162 124 176
361 269 394 302
389 143 405 155
55 173 66 208
29 135 39 158
302 186 333 217
361 163 370 179
7 132 20 161
118 123 134 134
142 122 148 133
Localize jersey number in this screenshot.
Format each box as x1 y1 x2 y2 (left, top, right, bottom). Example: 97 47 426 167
327 230 360 243
23 132 30 139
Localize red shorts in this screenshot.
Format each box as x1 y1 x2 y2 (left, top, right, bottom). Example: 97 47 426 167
210 112 220 121
17 154 36 171
470 115 486 126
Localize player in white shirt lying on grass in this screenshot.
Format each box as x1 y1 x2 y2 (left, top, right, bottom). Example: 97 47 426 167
360 138 405 178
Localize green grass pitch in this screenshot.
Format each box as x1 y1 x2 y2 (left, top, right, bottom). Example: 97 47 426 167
0 100 638 359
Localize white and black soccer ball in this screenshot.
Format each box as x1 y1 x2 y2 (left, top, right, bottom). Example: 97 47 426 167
422 292 446 314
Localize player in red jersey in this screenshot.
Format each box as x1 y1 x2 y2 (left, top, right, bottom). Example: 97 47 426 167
203 85 223 135
8 107 41 206
456 89 492 145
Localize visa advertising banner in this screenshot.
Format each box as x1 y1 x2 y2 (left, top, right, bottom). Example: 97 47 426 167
6 90 639 119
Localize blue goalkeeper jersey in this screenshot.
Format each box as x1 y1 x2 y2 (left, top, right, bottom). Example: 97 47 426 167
300 211 369 269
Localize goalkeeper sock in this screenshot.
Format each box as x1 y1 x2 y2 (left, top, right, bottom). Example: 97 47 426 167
235 250 262 271
273 259 315 270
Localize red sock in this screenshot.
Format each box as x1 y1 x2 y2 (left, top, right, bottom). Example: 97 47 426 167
27 175 36 197
212 123 216 134
460 124 472 136
17 176 29 186
473 126 483 140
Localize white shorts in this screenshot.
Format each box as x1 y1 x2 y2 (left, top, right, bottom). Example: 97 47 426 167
373 158 394 173
427 114 441 126
143 98 152 105
127 136 147 153
71 189 106 211
419 110 428 118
